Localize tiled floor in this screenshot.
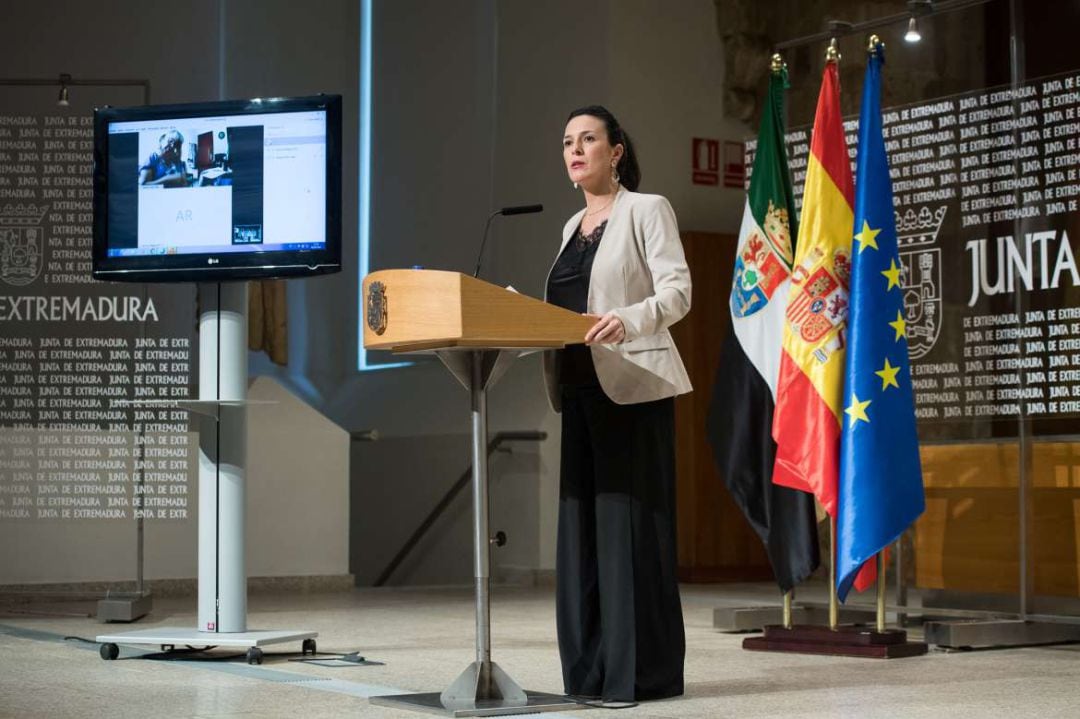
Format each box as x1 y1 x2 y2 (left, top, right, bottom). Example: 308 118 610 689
2 583 1079 718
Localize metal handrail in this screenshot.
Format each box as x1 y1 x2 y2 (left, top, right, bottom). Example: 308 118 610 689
372 431 547 587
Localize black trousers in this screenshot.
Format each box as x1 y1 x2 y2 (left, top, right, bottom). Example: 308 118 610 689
556 384 685 702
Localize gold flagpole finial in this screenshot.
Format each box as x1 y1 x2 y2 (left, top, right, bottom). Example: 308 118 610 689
868 34 882 53
770 53 785 73
826 37 841 63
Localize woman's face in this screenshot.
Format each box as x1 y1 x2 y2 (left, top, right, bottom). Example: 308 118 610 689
563 115 622 190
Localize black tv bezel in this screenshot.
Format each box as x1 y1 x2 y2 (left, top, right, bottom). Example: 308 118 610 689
92 94 342 283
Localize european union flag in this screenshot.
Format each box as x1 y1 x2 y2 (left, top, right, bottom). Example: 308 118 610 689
836 41 926 602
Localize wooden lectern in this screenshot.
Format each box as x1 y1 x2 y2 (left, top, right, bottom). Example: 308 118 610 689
363 269 592 717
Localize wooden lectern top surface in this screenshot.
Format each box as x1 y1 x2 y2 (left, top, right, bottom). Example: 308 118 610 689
362 269 594 353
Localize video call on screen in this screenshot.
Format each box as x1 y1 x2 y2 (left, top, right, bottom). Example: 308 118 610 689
105 110 327 257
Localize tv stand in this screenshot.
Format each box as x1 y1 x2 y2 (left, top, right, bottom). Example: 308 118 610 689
97 282 317 664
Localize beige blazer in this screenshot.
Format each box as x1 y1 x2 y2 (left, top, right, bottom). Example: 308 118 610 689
543 188 693 412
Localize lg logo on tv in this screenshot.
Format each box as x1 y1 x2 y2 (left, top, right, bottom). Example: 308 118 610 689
207 258 219 265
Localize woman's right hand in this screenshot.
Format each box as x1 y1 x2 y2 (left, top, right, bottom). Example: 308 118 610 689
584 312 626 345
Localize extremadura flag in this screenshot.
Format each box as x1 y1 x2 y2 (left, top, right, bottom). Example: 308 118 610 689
707 60 819 592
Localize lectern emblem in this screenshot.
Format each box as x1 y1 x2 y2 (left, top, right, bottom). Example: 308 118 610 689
0 204 49 287
896 205 947 359
366 281 387 335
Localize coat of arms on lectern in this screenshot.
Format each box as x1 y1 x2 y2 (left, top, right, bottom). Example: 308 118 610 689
367 280 387 335
0 204 49 287
896 205 947 359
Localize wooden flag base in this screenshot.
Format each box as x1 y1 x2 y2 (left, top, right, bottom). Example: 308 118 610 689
743 624 928 659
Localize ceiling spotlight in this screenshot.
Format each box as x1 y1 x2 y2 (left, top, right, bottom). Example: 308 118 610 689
57 73 71 107
904 16 922 43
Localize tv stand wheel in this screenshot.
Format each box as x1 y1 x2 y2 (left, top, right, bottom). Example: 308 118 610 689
246 647 263 665
302 638 316 656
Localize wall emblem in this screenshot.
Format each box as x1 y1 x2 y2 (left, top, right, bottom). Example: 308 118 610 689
0 204 48 286
896 205 946 360
366 280 387 335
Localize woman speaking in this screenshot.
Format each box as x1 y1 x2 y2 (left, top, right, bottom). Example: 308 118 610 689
544 105 692 704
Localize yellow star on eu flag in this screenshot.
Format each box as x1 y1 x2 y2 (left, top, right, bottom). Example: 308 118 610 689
875 357 901 390
854 221 881 253
888 310 907 341
845 394 872 427
881 258 902 290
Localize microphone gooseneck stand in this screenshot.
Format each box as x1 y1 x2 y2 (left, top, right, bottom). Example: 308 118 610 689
472 204 543 279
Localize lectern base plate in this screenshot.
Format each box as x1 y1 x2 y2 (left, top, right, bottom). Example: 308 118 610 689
369 691 583 717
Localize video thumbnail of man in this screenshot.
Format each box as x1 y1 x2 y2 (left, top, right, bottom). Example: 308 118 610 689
138 125 236 189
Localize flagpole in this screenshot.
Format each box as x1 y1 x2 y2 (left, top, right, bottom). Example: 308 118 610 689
876 552 887 632
777 222 794 617
863 33 889 638
829 517 839 629
823 37 841 633
770 55 787 580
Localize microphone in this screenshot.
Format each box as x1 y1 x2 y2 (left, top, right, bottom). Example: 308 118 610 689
499 204 543 216
473 204 544 278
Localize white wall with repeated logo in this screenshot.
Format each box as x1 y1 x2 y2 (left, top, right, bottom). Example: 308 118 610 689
0 0 744 587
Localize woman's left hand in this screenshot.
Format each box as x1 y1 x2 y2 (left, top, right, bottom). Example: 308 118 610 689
584 312 625 344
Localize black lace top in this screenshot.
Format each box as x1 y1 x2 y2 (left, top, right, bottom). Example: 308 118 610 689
546 220 607 387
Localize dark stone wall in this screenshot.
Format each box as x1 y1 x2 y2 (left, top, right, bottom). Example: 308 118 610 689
714 0 1010 126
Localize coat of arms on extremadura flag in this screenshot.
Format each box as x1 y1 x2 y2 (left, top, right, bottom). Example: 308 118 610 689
731 200 794 318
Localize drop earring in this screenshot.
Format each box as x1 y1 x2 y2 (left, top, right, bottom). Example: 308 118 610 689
573 182 578 189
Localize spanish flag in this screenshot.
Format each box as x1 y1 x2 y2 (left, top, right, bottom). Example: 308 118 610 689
771 58 852 518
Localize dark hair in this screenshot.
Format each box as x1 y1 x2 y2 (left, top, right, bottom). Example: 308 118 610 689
566 105 641 191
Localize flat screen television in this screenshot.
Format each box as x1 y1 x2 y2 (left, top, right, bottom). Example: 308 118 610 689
92 94 341 282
